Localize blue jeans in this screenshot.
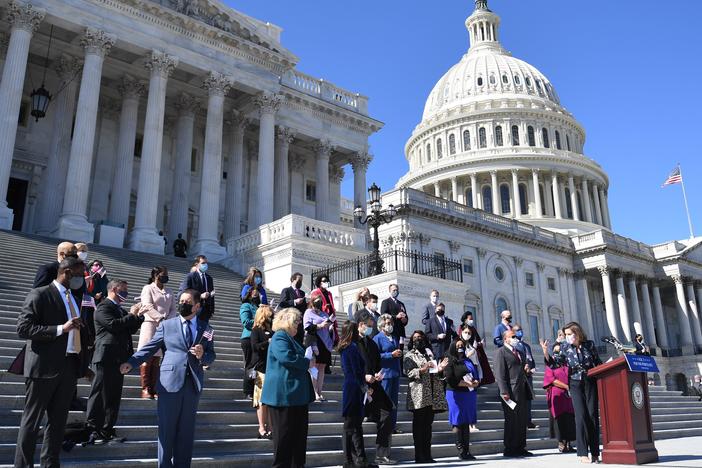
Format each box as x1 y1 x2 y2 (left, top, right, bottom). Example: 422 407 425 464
381 377 400 428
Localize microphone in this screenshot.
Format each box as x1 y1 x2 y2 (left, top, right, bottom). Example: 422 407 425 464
601 336 636 354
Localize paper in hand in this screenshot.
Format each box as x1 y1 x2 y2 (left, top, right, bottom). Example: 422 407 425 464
428 359 439 373
503 397 517 410
304 346 314 361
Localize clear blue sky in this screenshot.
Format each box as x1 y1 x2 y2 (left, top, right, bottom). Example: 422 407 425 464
227 0 701 245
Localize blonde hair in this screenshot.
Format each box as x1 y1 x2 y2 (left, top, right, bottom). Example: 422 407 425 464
272 307 301 335
75 242 88 252
355 287 370 302
253 305 273 330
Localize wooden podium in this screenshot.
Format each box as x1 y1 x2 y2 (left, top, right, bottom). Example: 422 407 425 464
588 355 659 464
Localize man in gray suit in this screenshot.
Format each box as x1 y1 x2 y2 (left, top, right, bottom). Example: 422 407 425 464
120 289 216 468
493 328 533 458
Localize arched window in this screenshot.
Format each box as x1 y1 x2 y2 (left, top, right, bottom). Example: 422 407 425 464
477 77 483 87
525 76 532 87
465 188 473 208
539 184 546 215
555 130 562 150
426 143 432 162
495 126 504 146
482 186 492 213
489 75 496 85
463 130 471 151
564 187 573 218
542 128 550 148
519 183 528 215
448 134 456 155
500 184 511 214
527 126 536 146
511 125 520 146
478 127 487 148
502 74 509 84
436 138 443 158
514 75 521 85
536 79 543 93
566 134 571 151
495 296 509 322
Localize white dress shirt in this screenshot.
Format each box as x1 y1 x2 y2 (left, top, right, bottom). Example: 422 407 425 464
53 280 81 354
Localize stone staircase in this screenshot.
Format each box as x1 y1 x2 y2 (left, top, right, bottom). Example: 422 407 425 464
0 229 699 467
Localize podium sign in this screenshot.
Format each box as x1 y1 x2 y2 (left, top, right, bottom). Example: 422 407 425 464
624 354 660 373
589 356 659 464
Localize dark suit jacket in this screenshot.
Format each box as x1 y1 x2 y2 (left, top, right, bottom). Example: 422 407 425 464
179 271 215 320
92 299 144 365
380 297 408 340
425 314 457 359
493 345 534 403
279 286 306 315
357 335 393 411
421 302 435 325
16 284 89 379
33 261 59 288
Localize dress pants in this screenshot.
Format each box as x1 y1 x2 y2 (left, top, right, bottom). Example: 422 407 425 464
269 405 309 468
526 374 534 424
380 377 399 428
157 374 201 468
570 377 600 458
240 338 254 397
15 354 79 468
411 406 435 462
501 392 527 455
86 362 125 433
343 413 368 465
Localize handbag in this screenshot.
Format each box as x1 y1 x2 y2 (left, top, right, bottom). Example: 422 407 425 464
8 345 26 375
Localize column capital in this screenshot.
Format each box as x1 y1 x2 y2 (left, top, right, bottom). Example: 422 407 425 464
80 28 116 58
202 71 232 97
174 92 201 117
536 262 545 272
513 256 524 267
531 168 540 175
330 164 345 184
314 139 335 158
567 172 575 180
671 274 684 285
144 50 178 77
53 54 82 82
489 169 498 176
350 151 372 172
470 172 478 180
573 269 586 280
118 74 146 100
597 265 610 277
510 168 519 176
289 152 306 172
6 2 45 34
254 91 283 116
477 247 487 258
275 126 295 144
636 274 650 284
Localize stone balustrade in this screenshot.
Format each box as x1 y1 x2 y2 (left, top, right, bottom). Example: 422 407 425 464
281 69 369 115
572 230 654 259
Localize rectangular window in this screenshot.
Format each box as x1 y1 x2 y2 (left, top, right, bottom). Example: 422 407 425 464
189 148 197 172
547 277 556 291
525 271 535 287
463 258 474 275
433 252 445 267
529 315 540 344
305 180 316 202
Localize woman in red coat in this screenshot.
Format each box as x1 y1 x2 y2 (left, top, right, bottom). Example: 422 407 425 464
311 274 338 346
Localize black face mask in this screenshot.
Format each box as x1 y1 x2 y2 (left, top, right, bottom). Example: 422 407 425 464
294 280 302 289
312 299 323 309
178 303 193 317
413 338 425 350
505 316 512 323
251 297 261 306
436 309 445 316
159 275 169 284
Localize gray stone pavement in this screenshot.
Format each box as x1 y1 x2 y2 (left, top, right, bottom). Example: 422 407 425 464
325 436 702 467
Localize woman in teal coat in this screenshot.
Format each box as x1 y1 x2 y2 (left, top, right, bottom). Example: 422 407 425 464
261 308 314 468
239 288 259 399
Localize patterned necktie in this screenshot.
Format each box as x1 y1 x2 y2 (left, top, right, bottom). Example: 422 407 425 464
65 291 81 353
512 348 520 362
185 320 193 348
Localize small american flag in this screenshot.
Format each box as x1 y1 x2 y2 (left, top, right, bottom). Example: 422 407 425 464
202 329 214 342
662 166 682 187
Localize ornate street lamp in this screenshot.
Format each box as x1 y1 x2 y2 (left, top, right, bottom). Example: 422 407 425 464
354 183 397 275
30 25 54 122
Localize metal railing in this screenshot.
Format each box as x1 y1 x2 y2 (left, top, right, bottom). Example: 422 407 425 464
311 248 463 288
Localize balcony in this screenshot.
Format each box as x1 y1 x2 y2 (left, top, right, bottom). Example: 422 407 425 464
281 69 369 115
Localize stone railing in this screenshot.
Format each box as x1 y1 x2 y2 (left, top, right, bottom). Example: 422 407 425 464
227 214 368 255
572 230 654 258
382 188 573 250
281 69 369 115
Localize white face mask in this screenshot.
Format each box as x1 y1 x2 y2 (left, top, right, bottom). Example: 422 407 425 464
321 281 330 289
461 331 471 341
566 334 576 345
385 324 394 335
430 295 439 304
509 337 520 348
368 302 378 312
465 319 474 327
77 251 88 261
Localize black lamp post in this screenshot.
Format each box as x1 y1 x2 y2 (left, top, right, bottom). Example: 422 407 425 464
30 25 54 122
353 183 397 275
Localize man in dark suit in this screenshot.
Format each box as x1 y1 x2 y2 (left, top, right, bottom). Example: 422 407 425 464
354 294 380 334
33 241 77 288
494 329 533 458
86 279 145 443
420 289 440 325
173 233 187 258
279 272 306 344
15 257 89 467
424 302 457 359
121 289 216 468
512 323 538 429
379 284 408 350
178 255 215 322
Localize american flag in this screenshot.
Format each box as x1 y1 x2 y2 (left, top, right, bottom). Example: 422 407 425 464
202 329 214 342
662 166 682 187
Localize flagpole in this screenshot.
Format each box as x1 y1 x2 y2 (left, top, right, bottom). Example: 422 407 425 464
678 164 695 239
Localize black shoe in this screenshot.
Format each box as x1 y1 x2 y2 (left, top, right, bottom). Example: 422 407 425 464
392 428 404 434
88 431 107 445
527 422 539 429
503 451 519 458
520 450 534 457
461 452 476 460
70 398 87 412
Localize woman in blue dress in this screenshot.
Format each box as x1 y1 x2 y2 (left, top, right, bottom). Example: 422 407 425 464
444 340 480 460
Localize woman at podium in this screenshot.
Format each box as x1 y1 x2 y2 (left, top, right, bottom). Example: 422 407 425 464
549 322 602 464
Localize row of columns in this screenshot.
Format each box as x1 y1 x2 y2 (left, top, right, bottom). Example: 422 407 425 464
430 169 611 228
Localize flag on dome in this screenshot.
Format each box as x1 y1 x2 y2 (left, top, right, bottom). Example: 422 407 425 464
662 166 682 187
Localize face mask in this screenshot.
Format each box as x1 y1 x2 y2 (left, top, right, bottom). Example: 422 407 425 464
557 336 565 343
199 263 208 273
456 348 465 356
430 295 439 304
436 309 445 316
368 302 378 311
294 280 302 289
90 265 101 273
566 334 575 345
412 338 424 350
77 251 88 261
515 330 524 339
251 297 261 306
312 299 323 309
363 326 373 337
178 303 193 317
116 290 129 302
159 275 169 284
69 275 84 290
466 319 474 327
461 331 471 341
391 290 399 299
505 316 512 323
385 325 394 335
254 276 262 286
509 337 520 347
321 281 330 289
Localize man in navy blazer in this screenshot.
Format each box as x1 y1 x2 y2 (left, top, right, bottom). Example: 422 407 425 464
121 289 216 468
424 302 457 359
178 256 215 322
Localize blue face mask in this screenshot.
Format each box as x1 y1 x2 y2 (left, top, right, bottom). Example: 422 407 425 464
363 326 373 336
515 330 524 339
117 290 129 302
199 263 208 273
254 276 262 286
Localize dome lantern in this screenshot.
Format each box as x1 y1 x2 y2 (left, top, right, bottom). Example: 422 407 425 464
466 0 501 52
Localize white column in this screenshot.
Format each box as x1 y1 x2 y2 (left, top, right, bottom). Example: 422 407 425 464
490 170 499 215
672 275 694 347
36 54 81 235
592 183 603 226
314 140 333 221
224 113 247 241
511 169 521 218
451 176 459 202
551 171 562 219
193 72 230 260
627 275 643 338
574 271 595 334
568 174 580 221
581 178 593 223
601 189 612 228
108 75 145 227
651 282 669 348
253 91 282 227
245 140 257 230
686 281 702 347
0 3 44 228
329 164 343 223
598 266 620 340
470 173 478 209
167 93 199 244
128 50 178 253
639 279 657 347
54 28 115 242
289 153 306 215
433 181 441 198
351 151 371 228
697 283 702 343
531 169 542 218
544 176 554 216
273 126 295 219
615 272 631 341
88 98 120 222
